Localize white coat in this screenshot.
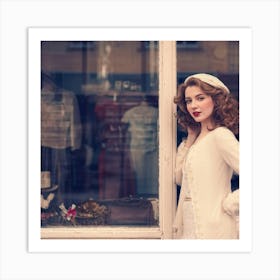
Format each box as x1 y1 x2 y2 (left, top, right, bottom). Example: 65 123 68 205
173 127 239 239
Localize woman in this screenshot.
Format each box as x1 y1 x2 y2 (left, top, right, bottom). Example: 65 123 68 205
173 73 239 239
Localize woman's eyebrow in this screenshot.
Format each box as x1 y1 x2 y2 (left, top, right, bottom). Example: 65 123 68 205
185 93 205 99
194 93 206 97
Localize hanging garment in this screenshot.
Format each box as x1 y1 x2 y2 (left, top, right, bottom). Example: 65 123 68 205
41 90 82 150
41 89 82 197
121 102 159 195
94 98 136 199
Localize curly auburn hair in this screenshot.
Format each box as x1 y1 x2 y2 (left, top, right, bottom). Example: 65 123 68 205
174 77 239 136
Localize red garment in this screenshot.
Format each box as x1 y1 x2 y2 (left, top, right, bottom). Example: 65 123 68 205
94 97 136 199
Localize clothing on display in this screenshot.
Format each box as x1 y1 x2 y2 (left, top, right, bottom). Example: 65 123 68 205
121 101 159 196
41 90 81 150
94 97 137 199
41 89 82 196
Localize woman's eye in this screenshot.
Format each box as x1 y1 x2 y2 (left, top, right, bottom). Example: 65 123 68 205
185 99 191 104
198 97 205 101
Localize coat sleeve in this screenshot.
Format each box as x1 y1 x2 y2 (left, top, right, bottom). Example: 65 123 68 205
173 141 189 238
172 183 186 239
222 189 239 216
174 141 189 186
215 127 240 217
215 127 239 174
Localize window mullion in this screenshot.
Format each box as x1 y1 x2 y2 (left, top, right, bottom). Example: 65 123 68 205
159 41 177 239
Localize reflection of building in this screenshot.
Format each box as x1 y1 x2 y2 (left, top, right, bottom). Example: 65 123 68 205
41 41 239 96
176 41 239 99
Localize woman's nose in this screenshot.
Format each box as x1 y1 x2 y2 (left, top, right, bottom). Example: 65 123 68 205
190 100 198 109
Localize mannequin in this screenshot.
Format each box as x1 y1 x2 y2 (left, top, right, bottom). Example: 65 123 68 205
41 72 82 206
121 96 158 196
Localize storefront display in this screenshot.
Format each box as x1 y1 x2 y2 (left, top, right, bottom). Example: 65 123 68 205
41 41 160 227
40 40 239 235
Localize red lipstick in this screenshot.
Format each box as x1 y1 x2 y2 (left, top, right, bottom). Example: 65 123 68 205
193 112 201 117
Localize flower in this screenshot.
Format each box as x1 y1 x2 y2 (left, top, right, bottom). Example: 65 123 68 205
66 204 77 221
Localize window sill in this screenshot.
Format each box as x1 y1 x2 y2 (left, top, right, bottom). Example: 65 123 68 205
41 226 162 239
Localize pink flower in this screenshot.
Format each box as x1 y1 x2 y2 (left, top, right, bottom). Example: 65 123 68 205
66 204 77 221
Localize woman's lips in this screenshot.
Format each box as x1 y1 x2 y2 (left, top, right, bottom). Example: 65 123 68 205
193 112 201 117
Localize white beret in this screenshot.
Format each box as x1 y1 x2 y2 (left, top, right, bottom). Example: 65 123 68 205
184 73 230 94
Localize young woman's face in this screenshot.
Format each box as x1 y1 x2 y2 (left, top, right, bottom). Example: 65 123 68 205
185 85 215 127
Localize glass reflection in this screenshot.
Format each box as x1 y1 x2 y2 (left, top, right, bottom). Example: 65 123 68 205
41 41 159 227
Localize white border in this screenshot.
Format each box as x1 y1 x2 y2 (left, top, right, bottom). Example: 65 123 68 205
28 27 252 253
1 0 279 279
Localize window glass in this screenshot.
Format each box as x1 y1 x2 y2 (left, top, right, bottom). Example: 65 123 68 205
41 41 159 228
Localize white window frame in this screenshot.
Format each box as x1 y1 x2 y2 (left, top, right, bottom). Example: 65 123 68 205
39 41 178 240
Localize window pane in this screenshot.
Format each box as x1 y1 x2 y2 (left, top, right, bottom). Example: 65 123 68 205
41 41 159 227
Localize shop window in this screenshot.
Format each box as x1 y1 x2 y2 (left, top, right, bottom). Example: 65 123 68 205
38 39 239 239
40 41 169 238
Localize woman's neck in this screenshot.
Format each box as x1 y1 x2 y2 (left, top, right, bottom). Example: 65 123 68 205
199 119 216 135
201 123 214 133
193 122 216 144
